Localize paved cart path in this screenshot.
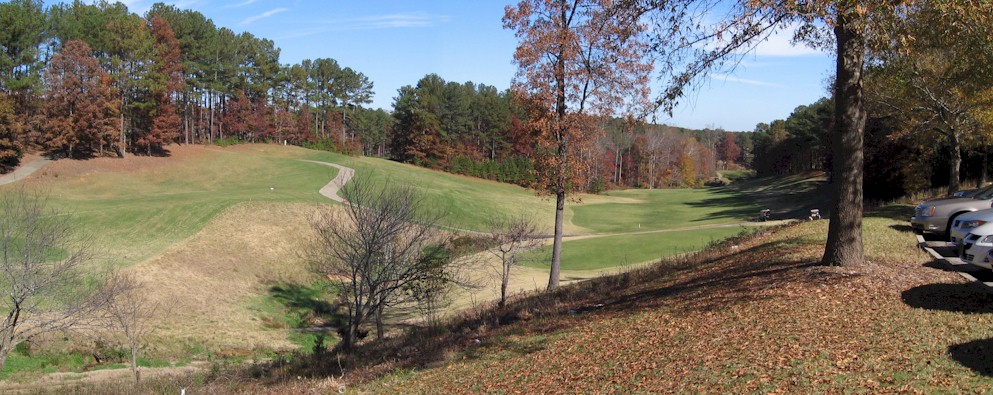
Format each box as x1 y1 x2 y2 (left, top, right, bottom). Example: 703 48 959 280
0 156 52 185
303 160 355 203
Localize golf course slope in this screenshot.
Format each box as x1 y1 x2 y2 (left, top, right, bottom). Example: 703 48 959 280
0 143 767 385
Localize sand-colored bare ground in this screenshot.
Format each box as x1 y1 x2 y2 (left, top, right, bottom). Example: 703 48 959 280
126 201 319 355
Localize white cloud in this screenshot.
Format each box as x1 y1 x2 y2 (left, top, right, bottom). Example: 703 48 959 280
307 12 450 31
224 0 257 9
239 8 288 25
709 73 785 88
751 25 824 57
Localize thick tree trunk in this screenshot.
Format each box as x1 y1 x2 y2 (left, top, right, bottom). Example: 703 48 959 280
821 12 866 267
948 129 962 195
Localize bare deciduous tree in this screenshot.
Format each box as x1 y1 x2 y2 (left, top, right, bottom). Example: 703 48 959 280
487 213 542 309
307 178 467 351
97 271 158 385
0 188 108 371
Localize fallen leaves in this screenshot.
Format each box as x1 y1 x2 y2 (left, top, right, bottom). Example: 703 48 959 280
359 206 993 394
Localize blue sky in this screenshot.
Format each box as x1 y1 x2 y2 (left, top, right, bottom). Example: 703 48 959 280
109 0 834 132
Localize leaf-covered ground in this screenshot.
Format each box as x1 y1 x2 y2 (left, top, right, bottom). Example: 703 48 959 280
360 206 993 393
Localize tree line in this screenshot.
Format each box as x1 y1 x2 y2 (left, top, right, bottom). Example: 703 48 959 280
388 73 735 192
0 0 379 162
0 0 734 192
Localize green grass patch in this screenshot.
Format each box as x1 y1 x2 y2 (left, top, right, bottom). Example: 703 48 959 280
248 279 343 354
720 170 754 182
569 187 757 234
298 150 560 233
523 226 748 271
4 151 336 267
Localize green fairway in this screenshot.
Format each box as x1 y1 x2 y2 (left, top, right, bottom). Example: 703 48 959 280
297 150 561 232
523 226 748 271
3 150 336 266
0 144 756 272
570 188 758 234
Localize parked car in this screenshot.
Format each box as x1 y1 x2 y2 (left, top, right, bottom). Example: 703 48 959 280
912 184 993 239
954 188 980 198
949 208 993 244
959 222 993 269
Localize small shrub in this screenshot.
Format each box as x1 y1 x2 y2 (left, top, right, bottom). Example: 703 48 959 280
215 136 243 147
704 176 731 187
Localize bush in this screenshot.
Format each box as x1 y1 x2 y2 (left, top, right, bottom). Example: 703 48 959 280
303 137 362 156
215 137 243 147
704 176 731 187
444 156 536 187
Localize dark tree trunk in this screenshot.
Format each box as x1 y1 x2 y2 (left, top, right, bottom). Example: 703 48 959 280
821 11 866 267
375 306 384 340
982 146 989 185
948 129 962 195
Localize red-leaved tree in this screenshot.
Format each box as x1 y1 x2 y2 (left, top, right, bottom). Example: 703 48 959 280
43 40 120 157
504 0 652 288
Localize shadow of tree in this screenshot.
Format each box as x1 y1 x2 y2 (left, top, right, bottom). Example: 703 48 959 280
889 224 916 233
269 283 344 327
683 190 764 222
949 338 993 377
866 204 913 221
901 283 993 314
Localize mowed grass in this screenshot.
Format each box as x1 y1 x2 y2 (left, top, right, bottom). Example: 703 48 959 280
570 187 758 234
12 149 335 266
294 149 565 233
8 145 558 267
524 226 749 271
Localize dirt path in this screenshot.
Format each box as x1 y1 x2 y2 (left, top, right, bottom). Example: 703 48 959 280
302 160 355 203
0 156 52 185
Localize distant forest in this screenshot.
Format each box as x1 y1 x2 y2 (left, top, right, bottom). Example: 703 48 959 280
1 1 975 197
0 0 753 192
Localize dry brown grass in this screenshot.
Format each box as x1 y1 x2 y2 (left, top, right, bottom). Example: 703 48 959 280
127 201 323 356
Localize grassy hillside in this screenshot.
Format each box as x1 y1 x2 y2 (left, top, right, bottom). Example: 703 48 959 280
0 143 763 384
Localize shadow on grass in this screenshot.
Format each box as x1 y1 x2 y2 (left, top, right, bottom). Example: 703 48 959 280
269 283 338 316
683 190 763 222
949 338 993 377
901 283 993 314
888 224 916 233
866 204 913 222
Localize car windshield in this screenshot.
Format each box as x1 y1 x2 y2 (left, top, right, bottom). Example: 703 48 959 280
974 184 993 200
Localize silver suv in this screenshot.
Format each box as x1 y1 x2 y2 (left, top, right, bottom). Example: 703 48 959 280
911 184 993 239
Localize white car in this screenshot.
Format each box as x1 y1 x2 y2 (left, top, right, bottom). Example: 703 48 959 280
959 222 993 269
950 208 993 244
